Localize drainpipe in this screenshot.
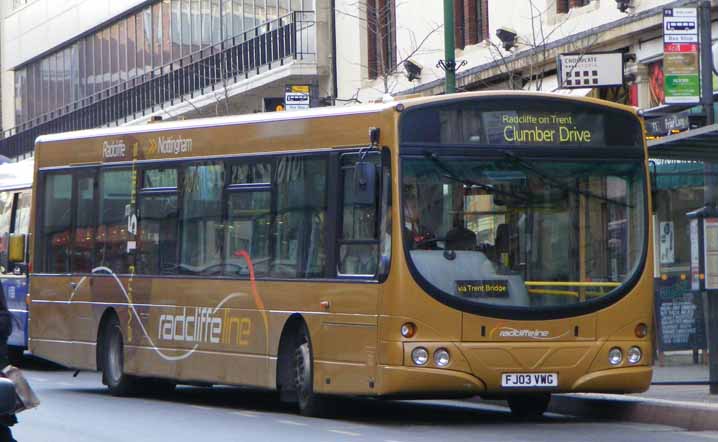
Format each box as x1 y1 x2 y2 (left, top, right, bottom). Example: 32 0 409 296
330 0 339 104
444 0 456 94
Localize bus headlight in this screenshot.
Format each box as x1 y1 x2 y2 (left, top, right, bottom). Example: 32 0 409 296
608 347 623 366
627 346 642 364
411 347 429 366
433 348 450 367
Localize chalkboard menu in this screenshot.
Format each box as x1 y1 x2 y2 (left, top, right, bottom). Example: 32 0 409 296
654 277 707 352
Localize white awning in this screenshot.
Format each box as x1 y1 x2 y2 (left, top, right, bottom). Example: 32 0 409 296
523 75 593 97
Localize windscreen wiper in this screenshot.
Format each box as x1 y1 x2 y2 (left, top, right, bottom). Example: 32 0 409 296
500 150 633 208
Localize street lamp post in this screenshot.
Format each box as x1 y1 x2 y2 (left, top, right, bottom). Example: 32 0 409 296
443 0 456 94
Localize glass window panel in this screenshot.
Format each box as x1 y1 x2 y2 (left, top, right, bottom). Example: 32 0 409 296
136 12 146 75
119 20 127 82
41 174 72 273
182 0 192 55
232 0 243 35
26 65 34 120
153 3 162 67
212 0 221 44
229 161 272 184
226 191 271 276
137 194 178 275
93 32 102 91
338 244 378 276
267 0 278 21
14 69 25 124
60 51 68 108
202 0 211 47
127 16 137 79
111 24 119 86
244 0 254 30
191 0 202 51
290 0 301 11
180 163 223 274
40 58 49 115
78 41 86 99
222 0 232 39
102 28 111 90
278 0 288 16
255 0 266 23
271 156 327 278
162 0 172 64
14 191 31 236
172 0 182 61
66 47 74 103
95 169 132 274
143 168 178 188
144 7 153 71
72 175 96 273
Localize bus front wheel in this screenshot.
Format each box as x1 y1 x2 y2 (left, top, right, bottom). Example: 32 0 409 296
507 393 551 418
293 326 329 417
101 316 140 396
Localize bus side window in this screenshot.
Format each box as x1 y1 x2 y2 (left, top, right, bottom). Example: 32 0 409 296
137 168 179 275
95 169 132 274
40 173 73 273
338 152 380 277
0 191 12 272
71 173 97 273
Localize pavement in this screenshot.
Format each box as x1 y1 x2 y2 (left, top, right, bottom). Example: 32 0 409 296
536 353 718 431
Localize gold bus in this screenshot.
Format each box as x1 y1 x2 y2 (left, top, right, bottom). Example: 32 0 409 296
28 91 652 417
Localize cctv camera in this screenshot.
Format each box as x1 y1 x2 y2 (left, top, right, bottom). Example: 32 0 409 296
403 59 423 81
496 27 518 51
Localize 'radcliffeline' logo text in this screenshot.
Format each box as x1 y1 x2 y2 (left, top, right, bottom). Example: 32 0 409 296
498 327 550 338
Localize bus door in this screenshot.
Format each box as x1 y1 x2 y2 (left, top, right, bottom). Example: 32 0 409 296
315 151 385 393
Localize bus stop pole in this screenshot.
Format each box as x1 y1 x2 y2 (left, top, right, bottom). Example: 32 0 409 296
699 0 718 393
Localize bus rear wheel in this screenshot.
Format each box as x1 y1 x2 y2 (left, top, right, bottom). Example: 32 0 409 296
507 393 551 419
101 316 141 396
293 326 329 417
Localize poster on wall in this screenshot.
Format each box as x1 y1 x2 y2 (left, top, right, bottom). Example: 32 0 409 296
703 218 718 290
654 277 706 352
660 221 675 264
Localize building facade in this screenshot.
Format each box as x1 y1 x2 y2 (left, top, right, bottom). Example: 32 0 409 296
1 0 331 158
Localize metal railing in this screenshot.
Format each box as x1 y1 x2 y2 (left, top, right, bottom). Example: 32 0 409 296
1 11 316 158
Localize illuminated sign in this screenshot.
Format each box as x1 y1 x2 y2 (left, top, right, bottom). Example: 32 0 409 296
483 111 604 146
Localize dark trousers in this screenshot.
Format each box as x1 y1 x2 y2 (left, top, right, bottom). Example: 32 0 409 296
0 424 15 442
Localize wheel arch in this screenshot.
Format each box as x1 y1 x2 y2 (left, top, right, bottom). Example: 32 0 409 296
275 313 309 398
96 308 119 372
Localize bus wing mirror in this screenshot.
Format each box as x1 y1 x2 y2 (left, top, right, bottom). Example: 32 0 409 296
8 233 26 263
353 161 377 206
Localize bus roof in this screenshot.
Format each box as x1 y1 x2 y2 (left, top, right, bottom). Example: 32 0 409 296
0 158 33 191
34 91 632 145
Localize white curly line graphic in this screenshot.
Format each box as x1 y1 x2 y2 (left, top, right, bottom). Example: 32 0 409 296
71 267 247 362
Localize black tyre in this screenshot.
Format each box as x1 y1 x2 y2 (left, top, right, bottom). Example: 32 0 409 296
293 325 329 417
101 315 141 396
507 393 551 419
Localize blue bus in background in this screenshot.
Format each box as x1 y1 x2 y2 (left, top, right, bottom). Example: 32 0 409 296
0 158 33 363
